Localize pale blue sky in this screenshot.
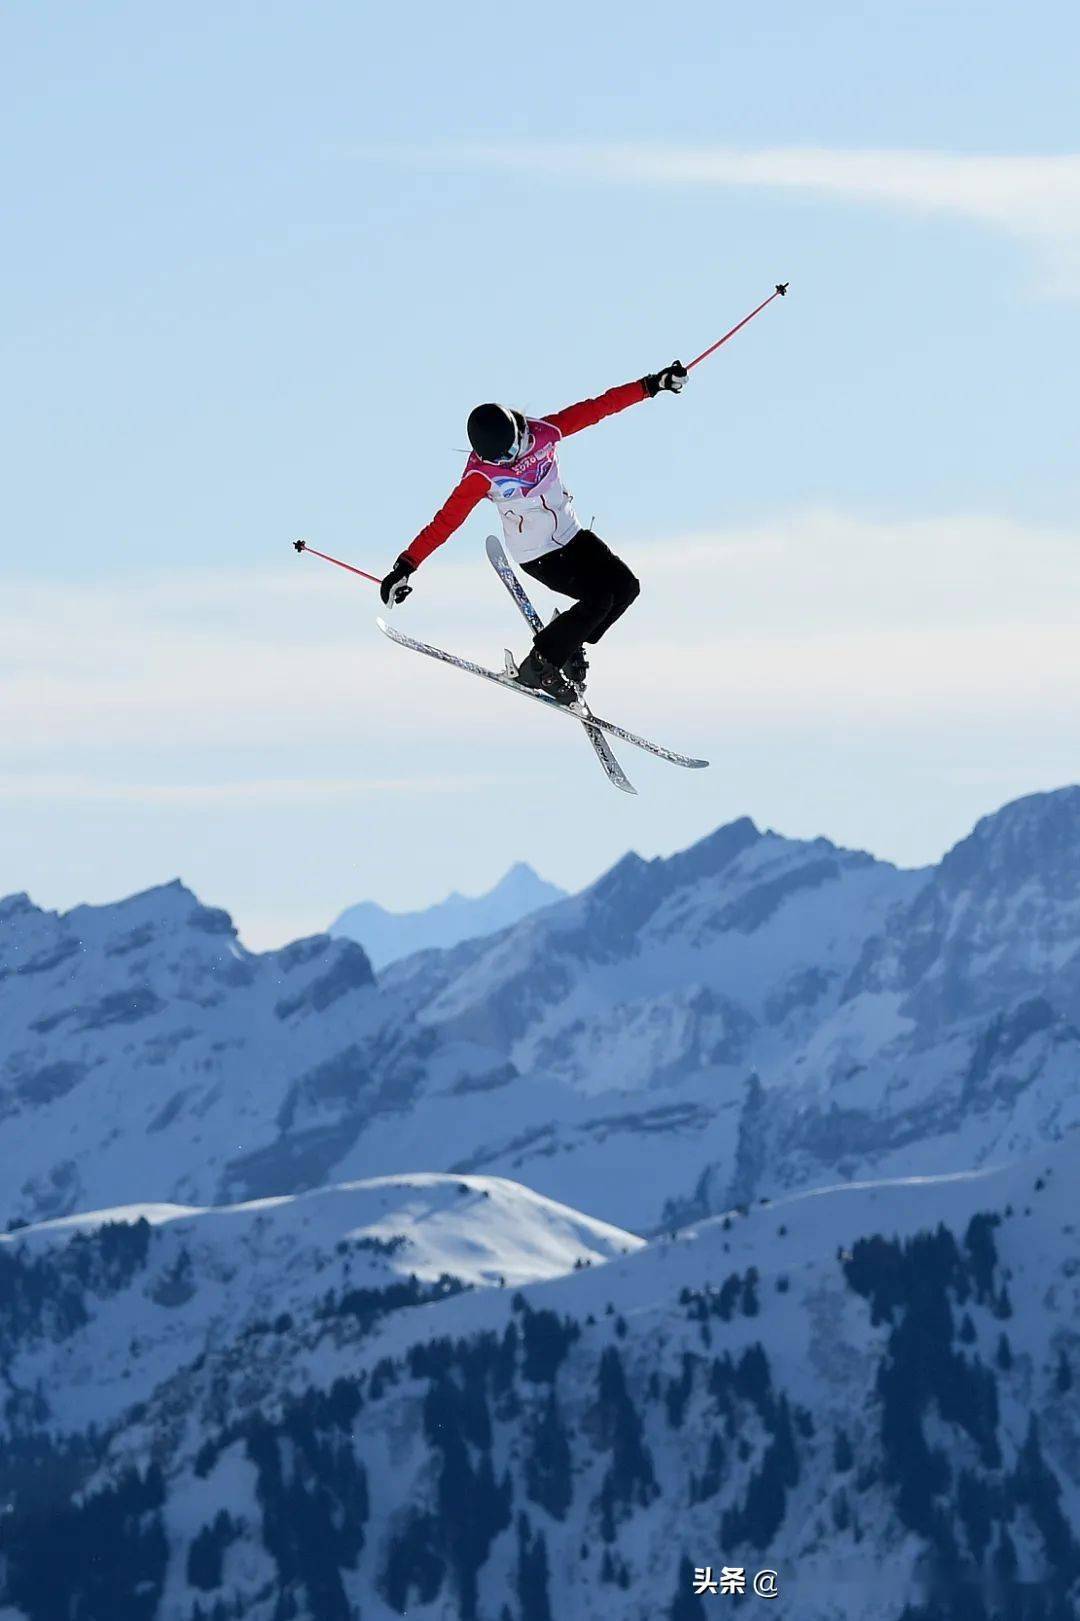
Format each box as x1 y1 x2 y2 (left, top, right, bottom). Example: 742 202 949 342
3 3 1079 944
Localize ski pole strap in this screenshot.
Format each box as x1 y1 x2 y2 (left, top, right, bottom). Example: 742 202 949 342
686 283 788 372
293 539 382 586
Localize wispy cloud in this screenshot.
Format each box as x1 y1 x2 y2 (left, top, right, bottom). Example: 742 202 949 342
5 518 1079 944
372 142 1080 294
4 510 1080 762
0 564 504 752
0 773 498 805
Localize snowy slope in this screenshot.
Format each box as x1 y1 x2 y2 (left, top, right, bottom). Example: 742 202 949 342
5 788 1080 1237
8 1171 642 1291
330 861 566 969
3 1130 1077 1619
0 1173 642 1443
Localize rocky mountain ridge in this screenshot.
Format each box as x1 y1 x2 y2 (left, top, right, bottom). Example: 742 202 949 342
4 789 1080 1237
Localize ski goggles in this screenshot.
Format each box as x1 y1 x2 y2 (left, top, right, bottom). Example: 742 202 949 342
493 415 529 464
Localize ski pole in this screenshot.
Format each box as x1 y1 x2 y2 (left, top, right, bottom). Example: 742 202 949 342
292 538 381 586
686 283 788 372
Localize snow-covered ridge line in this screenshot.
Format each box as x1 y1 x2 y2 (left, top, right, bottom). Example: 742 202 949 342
4 1159 1001 1247
344 1130 1075 1377
0 1171 644 1289
685 1158 1012 1237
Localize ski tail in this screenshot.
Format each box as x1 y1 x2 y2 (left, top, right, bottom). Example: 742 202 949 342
486 533 544 636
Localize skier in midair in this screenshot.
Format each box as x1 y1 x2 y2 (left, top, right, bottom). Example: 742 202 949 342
379 361 689 703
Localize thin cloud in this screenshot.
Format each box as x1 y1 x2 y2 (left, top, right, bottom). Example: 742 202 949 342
373 142 1080 293
3 511 1080 759
5 521 1080 942
0 774 500 806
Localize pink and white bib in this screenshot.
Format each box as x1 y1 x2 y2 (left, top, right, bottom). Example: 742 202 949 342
467 418 581 564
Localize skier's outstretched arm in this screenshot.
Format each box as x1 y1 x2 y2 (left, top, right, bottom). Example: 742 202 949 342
406 470 488 565
381 470 488 603
543 362 687 439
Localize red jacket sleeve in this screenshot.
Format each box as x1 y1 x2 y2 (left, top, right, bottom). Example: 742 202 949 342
543 378 648 439
403 469 488 566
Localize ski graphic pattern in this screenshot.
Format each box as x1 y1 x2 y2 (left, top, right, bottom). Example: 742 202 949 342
484 534 636 795
377 618 709 769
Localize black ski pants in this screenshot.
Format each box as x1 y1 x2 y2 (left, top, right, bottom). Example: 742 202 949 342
521 530 640 669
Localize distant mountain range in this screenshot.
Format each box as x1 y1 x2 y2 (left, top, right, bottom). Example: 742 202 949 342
329 860 566 969
5 789 1080 1236
3 787 1080 1616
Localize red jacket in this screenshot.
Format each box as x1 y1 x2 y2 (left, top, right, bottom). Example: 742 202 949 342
404 378 648 567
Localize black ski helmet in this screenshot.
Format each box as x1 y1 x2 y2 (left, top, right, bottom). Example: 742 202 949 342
467 402 525 463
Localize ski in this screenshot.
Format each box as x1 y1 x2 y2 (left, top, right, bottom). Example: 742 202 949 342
484 534 636 795
377 618 709 770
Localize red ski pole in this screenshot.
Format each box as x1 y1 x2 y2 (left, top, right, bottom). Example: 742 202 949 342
686 282 788 372
292 538 381 586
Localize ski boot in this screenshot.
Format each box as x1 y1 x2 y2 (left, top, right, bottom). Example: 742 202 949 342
561 647 589 690
513 647 577 707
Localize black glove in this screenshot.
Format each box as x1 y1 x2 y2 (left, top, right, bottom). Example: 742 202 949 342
380 553 416 606
643 360 688 397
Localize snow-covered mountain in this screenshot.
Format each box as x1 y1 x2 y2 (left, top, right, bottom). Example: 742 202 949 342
9 1171 642 1295
3 1132 1077 1618
330 862 566 970
5 788 1080 1238
6 786 1080 1617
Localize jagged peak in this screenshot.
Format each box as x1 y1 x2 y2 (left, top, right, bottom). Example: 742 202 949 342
586 848 646 897
584 820 763 918
662 815 763 889
0 891 44 923
971 784 1080 836
63 877 196 917
708 814 761 842
498 860 547 888
939 785 1080 893
60 880 238 941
